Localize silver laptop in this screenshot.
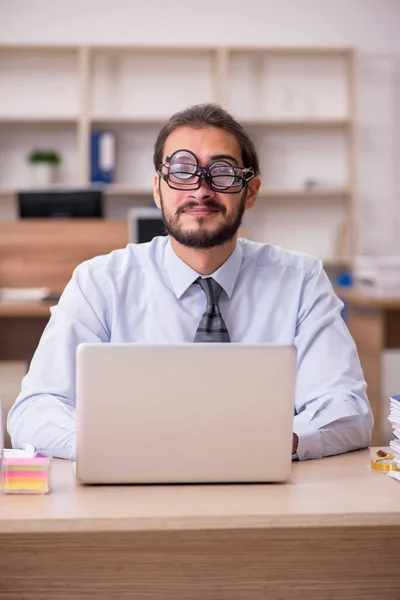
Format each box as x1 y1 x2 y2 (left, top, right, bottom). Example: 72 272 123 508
76 343 297 484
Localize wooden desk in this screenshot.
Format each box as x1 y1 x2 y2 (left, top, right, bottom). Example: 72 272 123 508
0 302 52 362
339 289 400 446
1 449 400 600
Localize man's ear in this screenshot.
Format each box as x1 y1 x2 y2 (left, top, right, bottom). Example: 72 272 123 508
244 176 261 210
153 174 161 209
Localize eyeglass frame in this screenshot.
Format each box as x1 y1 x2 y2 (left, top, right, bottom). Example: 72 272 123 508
156 148 255 194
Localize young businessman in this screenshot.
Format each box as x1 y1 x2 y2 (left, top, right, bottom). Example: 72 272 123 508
8 103 373 461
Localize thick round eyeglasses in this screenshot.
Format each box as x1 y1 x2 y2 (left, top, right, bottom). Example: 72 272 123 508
157 149 254 194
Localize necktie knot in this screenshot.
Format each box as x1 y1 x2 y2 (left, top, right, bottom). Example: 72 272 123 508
195 277 223 307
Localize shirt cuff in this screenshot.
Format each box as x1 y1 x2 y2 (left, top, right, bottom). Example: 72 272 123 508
293 421 323 460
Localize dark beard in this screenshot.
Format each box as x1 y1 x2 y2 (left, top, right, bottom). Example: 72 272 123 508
159 187 247 250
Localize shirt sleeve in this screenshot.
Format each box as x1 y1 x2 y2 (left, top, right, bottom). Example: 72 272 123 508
293 261 374 460
7 260 111 461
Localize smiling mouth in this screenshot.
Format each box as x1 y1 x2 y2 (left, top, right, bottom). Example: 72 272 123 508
184 206 220 215
180 202 222 216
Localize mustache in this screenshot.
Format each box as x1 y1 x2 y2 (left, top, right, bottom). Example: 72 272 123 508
177 200 226 215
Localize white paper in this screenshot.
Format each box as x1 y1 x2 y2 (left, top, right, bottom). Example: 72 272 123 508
388 471 400 482
388 397 400 469
3 443 36 458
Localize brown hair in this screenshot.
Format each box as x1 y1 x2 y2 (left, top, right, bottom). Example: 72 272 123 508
153 103 260 176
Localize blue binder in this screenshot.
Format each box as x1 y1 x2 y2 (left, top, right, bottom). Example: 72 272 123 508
90 130 116 184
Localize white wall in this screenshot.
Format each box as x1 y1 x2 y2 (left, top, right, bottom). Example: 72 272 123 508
0 0 399 254
0 0 399 51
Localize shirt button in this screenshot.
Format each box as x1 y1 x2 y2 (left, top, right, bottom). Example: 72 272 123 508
304 451 310 459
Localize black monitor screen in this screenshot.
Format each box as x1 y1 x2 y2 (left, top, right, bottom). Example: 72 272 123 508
18 190 103 219
137 218 166 243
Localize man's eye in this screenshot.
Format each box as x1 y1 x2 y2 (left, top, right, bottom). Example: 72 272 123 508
210 162 236 176
169 163 198 181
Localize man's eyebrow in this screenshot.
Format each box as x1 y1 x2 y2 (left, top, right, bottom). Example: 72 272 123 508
209 154 239 165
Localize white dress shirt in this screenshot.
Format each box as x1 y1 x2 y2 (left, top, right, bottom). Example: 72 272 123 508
8 236 373 461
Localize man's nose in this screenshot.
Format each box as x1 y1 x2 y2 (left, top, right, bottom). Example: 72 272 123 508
189 176 214 200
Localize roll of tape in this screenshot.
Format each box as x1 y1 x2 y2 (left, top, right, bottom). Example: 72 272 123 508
371 451 400 472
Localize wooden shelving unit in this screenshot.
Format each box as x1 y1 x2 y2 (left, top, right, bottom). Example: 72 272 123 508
0 44 357 266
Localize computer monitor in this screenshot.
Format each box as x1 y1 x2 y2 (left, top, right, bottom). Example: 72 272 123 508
18 189 103 219
127 207 166 243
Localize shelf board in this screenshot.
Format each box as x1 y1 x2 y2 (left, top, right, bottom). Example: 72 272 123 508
0 44 81 52
0 185 153 198
90 116 351 128
227 46 353 57
102 186 350 198
322 257 352 267
259 188 350 199
99 185 154 196
90 116 169 125
0 186 350 199
0 186 153 197
0 115 350 128
0 184 87 197
90 44 216 54
240 117 351 127
0 116 78 125
0 44 353 57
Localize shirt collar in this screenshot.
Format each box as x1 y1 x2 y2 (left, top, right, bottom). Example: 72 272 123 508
164 237 243 300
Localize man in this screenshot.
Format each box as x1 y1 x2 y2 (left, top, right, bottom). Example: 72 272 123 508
8 103 373 461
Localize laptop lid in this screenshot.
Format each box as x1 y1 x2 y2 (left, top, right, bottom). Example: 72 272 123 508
76 343 296 484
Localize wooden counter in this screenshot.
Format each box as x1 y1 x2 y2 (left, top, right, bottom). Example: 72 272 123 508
0 300 53 317
1 449 400 599
339 288 400 309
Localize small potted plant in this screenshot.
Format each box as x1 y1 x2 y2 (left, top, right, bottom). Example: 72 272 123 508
27 149 61 186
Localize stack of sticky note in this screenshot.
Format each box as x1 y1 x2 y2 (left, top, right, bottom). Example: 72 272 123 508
1 454 51 494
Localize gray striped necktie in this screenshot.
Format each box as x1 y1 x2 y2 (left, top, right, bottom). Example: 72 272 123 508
193 277 231 343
